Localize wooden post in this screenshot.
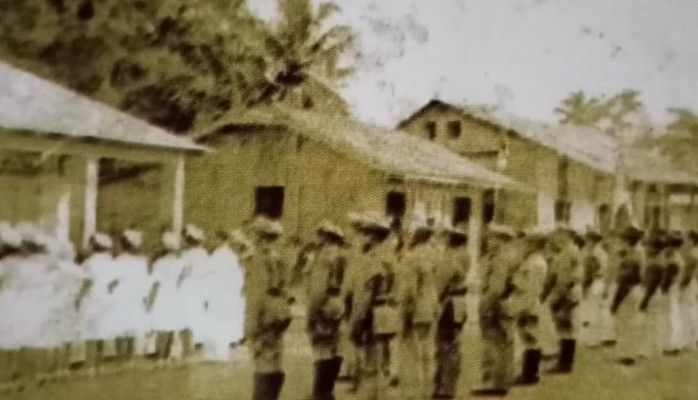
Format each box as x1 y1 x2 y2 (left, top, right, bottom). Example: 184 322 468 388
468 188 483 281
172 154 185 234
82 157 98 248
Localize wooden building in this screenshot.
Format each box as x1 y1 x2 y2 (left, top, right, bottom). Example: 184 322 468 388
398 100 619 231
186 106 523 264
0 61 203 249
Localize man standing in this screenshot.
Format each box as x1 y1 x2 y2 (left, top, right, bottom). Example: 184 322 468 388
509 228 548 386
580 230 609 348
471 224 520 397
305 221 347 400
545 227 583 374
663 232 685 355
245 217 292 400
433 226 469 399
683 231 698 349
179 224 210 359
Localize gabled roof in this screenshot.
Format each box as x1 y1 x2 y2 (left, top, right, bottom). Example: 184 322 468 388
399 99 618 174
622 146 698 186
207 106 527 190
0 61 203 151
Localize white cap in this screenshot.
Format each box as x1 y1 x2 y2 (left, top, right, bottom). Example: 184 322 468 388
251 217 284 236
0 224 22 249
15 221 37 242
184 224 205 242
162 231 180 250
360 211 391 231
407 211 434 233
317 220 344 238
92 232 113 250
486 223 516 239
122 229 143 248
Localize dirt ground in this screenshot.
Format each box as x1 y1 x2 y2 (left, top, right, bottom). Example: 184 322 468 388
4 321 698 400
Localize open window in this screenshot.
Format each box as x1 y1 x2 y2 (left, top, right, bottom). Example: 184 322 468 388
424 121 437 141
483 189 496 224
555 198 572 223
452 196 471 226
447 120 462 139
386 191 407 219
254 186 285 219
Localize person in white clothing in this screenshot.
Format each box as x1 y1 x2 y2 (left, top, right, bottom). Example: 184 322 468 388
76 233 117 377
112 230 149 366
662 232 685 355
0 224 26 392
203 230 246 362
179 224 210 359
579 230 609 348
148 231 186 367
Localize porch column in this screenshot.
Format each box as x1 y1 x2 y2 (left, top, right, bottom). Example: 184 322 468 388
158 155 185 235
173 154 185 234
82 157 98 248
468 188 483 281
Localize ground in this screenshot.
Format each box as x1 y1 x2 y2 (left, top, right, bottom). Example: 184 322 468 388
4 320 698 400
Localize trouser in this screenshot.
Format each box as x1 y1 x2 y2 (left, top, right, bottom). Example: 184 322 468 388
580 280 605 346
433 328 462 398
679 285 698 350
479 319 515 390
85 340 105 371
552 301 578 340
616 287 645 359
357 339 391 400
538 299 559 356
311 341 343 400
252 337 285 400
400 324 433 400
599 285 617 343
116 337 136 363
663 288 683 352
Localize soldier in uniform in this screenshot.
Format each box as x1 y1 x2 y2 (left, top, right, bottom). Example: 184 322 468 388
579 230 609 348
544 226 583 374
305 221 347 400
432 226 469 399
612 226 646 364
683 231 698 349
509 228 548 386
471 224 520 397
179 224 210 359
662 232 685 355
397 216 439 400
347 212 398 400
245 217 292 400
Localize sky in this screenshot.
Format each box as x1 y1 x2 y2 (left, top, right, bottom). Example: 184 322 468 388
247 0 698 128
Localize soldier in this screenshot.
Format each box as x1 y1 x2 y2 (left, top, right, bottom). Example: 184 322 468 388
611 226 646 365
544 226 583 374
509 228 548 386
432 226 469 399
76 232 118 377
148 231 186 367
579 230 609 348
179 224 210 359
683 231 698 349
305 221 347 400
662 232 685 355
111 230 149 367
398 216 439 400
347 212 399 400
0 224 24 392
637 231 665 360
599 232 621 347
245 217 292 400
471 224 520 397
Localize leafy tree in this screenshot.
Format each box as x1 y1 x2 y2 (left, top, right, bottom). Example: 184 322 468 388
666 108 698 137
553 91 605 127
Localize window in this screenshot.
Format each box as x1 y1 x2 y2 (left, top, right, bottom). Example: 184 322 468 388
424 121 437 140
452 197 471 226
254 186 285 219
447 120 461 139
555 199 572 223
557 157 569 198
386 191 407 218
597 204 611 233
483 189 496 224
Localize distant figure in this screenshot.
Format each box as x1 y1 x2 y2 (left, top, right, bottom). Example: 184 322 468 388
179 224 209 358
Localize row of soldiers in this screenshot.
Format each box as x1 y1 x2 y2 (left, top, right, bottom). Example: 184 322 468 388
0 222 246 393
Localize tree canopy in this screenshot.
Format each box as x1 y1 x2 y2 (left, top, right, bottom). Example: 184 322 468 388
0 0 356 134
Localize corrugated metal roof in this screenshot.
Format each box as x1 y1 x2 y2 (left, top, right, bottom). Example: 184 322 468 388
213 107 528 191
455 104 619 174
0 61 203 151
623 146 698 186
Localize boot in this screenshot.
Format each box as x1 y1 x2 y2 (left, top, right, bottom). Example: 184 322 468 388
514 349 541 385
328 357 343 399
470 387 508 397
253 372 274 400
270 372 285 400
547 339 575 374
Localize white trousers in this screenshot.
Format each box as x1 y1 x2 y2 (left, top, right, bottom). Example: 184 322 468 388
580 280 605 346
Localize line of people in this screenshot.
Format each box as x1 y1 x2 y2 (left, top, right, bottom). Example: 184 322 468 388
0 222 246 393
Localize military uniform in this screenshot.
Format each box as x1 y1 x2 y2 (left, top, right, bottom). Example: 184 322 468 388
579 236 609 347
433 240 469 399
245 218 291 400
546 235 583 373
663 240 685 354
683 236 698 349
472 225 520 397
305 227 347 400
613 230 646 363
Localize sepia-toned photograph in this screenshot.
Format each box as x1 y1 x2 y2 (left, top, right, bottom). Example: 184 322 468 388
0 0 697 399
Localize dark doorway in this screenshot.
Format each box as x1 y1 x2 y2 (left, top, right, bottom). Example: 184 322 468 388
255 186 285 219
483 189 496 224
452 196 471 226
386 191 407 218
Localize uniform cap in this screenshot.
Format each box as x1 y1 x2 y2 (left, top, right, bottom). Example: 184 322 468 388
161 231 180 250
486 223 516 239
92 232 113 250
667 231 685 248
584 229 603 242
15 221 38 242
621 226 644 242
229 229 251 246
184 224 205 242
522 225 550 240
122 229 143 248
317 220 345 239
407 211 434 233
0 224 22 249
251 217 284 236
360 211 391 231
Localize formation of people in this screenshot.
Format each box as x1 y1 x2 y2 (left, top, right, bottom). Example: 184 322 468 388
0 222 246 393
3 212 698 400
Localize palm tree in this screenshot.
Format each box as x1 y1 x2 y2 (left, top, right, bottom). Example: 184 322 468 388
248 0 357 106
667 108 698 137
553 91 604 126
